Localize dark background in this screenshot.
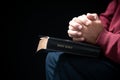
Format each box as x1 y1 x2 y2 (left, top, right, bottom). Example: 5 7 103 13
7 0 111 80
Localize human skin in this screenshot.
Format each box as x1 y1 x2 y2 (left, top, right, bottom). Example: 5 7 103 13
67 13 104 44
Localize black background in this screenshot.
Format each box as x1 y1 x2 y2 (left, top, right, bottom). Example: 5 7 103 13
7 0 111 80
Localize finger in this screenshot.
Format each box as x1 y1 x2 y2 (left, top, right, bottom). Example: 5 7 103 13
86 13 99 20
68 30 82 38
68 25 75 30
67 30 82 38
68 25 79 31
73 37 85 42
69 21 82 30
71 17 84 26
69 20 79 27
78 14 92 26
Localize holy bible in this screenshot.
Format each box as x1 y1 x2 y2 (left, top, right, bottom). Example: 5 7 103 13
37 36 101 57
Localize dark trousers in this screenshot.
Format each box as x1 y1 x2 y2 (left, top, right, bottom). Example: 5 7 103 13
46 52 120 80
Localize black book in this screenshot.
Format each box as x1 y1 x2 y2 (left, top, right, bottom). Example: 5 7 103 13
37 36 101 58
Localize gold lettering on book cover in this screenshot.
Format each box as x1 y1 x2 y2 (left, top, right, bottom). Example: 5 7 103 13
57 44 73 49
65 45 73 49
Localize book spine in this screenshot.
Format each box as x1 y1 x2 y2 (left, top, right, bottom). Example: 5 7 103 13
47 38 100 57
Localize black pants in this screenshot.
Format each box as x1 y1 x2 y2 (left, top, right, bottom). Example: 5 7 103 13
46 52 120 80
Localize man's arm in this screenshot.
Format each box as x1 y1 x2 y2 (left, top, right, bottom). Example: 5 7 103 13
96 29 120 64
68 13 120 64
96 0 120 64
99 0 117 29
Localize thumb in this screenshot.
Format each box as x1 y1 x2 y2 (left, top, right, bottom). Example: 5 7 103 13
86 13 99 21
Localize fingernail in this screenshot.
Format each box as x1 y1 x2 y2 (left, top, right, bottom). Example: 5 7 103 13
78 25 82 30
86 21 91 26
78 32 82 35
80 37 85 41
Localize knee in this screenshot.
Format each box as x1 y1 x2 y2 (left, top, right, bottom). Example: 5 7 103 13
46 52 63 67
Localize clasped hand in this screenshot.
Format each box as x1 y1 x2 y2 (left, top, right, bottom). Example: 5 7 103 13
67 13 104 44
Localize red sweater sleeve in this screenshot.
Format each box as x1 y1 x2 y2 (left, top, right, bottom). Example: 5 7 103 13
97 29 120 64
97 0 120 64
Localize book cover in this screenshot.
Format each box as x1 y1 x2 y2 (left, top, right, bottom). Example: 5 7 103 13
37 36 101 57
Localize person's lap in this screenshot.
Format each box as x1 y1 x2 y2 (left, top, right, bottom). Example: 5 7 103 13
46 52 120 80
